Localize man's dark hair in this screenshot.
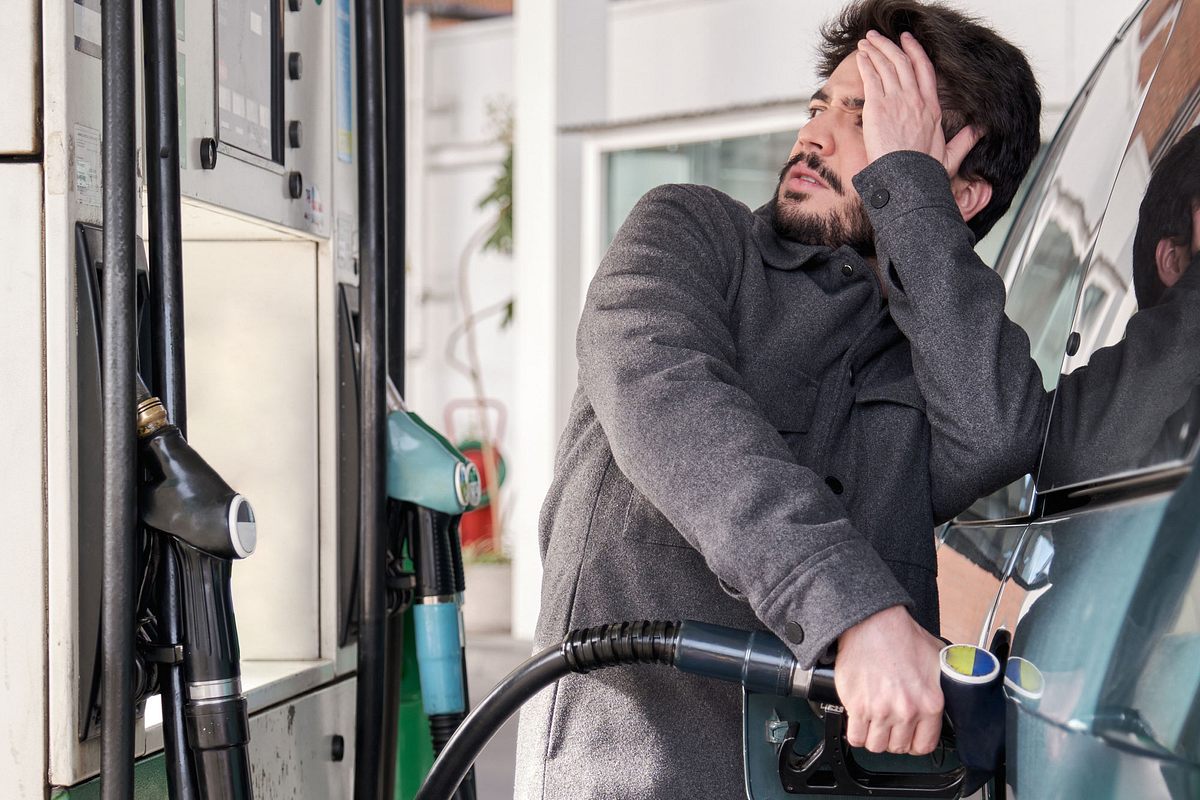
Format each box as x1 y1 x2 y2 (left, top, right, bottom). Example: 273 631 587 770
816 0 1042 240
1133 127 1200 309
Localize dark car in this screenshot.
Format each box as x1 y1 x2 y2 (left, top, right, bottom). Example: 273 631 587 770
746 0 1200 796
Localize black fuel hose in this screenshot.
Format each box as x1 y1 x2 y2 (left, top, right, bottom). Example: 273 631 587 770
416 647 568 800
416 621 681 800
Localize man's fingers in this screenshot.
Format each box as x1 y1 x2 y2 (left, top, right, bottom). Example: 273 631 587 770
857 51 884 102
886 719 917 755
845 708 869 749
910 714 943 756
945 124 982 175
866 30 920 95
900 32 940 112
864 720 892 754
858 38 901 95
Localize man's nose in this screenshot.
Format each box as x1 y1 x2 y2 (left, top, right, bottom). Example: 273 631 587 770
796 118 835 155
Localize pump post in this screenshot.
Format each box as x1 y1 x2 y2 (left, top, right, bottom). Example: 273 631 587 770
99 0 139 793
355 0 390 795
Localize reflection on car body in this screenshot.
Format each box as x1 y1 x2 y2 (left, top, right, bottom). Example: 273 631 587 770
935 0 1200 796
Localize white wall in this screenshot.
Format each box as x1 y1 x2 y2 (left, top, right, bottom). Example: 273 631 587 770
406 15 517 522
411 0 1146 639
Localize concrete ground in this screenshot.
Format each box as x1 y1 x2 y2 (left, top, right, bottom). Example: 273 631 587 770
465 634 534 800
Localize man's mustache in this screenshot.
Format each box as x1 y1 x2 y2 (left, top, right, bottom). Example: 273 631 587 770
778 151 845 196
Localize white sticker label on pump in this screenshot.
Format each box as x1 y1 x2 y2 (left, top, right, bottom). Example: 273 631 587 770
74 124 102 212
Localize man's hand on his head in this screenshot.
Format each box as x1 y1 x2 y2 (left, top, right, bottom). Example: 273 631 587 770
856 30 980 178
834 604 945 755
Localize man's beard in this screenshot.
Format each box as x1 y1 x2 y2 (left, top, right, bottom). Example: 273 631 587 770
771 151 876 256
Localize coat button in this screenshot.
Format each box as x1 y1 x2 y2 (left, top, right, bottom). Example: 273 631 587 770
870 188 891 208
1065 331 1081 356
825 476 844 495
785 622 805 644
840 263 854 277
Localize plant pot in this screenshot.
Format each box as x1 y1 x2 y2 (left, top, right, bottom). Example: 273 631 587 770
462 559 513 635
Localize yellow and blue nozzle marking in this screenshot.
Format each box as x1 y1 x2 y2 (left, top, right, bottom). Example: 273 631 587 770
940 644 1001 685
1003 656 1044 701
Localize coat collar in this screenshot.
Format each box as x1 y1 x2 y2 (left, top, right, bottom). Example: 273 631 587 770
751 198 832 271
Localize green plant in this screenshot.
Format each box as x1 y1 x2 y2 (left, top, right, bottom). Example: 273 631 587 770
478 102 514 325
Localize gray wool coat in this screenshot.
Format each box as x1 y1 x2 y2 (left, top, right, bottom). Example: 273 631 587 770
514 151 1048 799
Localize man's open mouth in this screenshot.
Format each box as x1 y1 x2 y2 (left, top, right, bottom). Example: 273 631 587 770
788 165 829 191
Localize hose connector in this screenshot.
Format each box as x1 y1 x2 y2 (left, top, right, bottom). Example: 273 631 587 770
137 395 171 439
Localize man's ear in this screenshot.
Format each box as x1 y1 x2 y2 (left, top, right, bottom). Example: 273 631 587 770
1155 237 1188 288
950 176 993 225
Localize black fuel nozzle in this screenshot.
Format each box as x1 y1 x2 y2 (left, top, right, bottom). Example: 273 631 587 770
136 382 255 800
568 621 1003 798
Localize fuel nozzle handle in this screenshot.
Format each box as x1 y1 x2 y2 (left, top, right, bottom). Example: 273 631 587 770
136 389 256 560
669 622 1003 794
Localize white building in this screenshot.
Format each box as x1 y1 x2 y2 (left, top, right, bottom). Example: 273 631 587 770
402 0 1144 638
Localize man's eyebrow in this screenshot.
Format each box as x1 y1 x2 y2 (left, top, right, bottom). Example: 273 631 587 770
808 89 865 110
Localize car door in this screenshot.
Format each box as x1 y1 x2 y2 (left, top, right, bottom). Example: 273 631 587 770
975 2 1200 795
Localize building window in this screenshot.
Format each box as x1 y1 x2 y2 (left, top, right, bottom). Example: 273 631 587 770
604 130 797 245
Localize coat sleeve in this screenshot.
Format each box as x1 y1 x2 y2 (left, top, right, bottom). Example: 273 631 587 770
1041 256 1200 486
852 152 1051 520
578 183 912 667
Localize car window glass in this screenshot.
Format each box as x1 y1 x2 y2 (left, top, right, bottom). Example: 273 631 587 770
1038 8 1200 492
957 0 1183 522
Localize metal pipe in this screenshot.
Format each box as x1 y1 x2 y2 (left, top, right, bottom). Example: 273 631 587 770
381 5 409 793
100 0 138 793
143 0 187 427
141 0 198 795
355 0 388 795
385 0 406 392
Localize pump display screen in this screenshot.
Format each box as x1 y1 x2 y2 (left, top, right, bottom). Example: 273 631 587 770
216 0 282 162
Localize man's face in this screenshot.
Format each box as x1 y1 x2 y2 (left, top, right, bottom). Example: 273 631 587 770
773 54 874 252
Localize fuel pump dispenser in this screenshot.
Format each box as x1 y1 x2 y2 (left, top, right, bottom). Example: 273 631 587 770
2 0 418 791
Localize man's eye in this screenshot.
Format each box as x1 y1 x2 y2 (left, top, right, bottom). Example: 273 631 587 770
807 107 824 119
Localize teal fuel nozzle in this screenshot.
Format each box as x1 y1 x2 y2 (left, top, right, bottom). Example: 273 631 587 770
386 409 482 515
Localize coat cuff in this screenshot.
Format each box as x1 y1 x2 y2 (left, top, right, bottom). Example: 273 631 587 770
852 151 963 237
757 538 915 668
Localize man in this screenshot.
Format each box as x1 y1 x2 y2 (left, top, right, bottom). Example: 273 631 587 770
515 1 1045 797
